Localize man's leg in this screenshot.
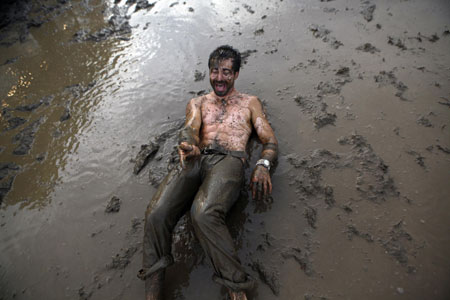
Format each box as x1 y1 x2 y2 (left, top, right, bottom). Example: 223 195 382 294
141 160 202 299
190 155 253 296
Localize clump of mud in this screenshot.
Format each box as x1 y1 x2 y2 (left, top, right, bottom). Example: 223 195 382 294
241 49 258 65
72 0 156 43
381 220 417 272
281 246 314 277
360 1 376 22
131 118 183 185
293 73 351 129
107 246 138 269
12 119 42 155
105 196 121 213
309 24 343 49
388 36 407 50
374 70 408 100
0 0 71 47
356 42 380 54
250 260 280 295
346 224 374 242
132 143 159 175
0 163 19 204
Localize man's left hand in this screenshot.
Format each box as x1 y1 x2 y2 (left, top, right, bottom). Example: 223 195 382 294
250 165 272 200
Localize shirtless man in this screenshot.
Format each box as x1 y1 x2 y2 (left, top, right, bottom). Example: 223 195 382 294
139 45 278 300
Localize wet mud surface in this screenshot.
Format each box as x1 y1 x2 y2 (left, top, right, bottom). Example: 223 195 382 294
1 0 450 299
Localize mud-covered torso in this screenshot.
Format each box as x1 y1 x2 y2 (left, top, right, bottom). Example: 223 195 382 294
198 92 253 151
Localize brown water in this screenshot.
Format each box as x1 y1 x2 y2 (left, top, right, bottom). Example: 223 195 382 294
1 0 449 299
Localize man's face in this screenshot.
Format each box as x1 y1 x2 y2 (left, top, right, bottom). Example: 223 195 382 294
209 58 239 97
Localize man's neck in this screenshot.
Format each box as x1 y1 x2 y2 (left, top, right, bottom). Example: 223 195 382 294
213 88 238 102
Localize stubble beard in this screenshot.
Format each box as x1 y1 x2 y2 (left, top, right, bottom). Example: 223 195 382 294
211 80 233 97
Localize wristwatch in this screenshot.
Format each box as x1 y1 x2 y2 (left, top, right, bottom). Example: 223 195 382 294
256 159 271 171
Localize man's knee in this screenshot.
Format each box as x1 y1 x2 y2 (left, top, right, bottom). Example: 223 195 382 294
191 202 207 227
145 207 167 230
190 201 221 229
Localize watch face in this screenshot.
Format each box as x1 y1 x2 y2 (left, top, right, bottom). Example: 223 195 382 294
257 159 270 170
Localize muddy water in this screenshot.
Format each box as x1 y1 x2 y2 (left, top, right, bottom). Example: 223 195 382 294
1 0 449 299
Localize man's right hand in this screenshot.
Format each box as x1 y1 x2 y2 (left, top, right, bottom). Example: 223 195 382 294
178 142 200 168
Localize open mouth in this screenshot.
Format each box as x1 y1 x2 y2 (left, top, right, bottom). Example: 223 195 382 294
215 82 227 93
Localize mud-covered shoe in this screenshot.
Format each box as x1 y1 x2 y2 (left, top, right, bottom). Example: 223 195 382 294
145 269 164 300
228 290 247 300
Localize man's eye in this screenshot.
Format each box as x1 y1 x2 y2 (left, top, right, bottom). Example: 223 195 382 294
223 71 231 76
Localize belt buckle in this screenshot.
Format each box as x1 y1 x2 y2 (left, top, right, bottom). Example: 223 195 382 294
202 147 213 155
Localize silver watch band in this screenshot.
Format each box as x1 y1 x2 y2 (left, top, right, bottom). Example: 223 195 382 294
256 159 271 170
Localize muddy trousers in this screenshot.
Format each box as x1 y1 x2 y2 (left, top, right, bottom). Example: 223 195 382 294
142 154 253 291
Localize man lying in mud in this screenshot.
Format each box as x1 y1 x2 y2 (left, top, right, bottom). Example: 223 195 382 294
138 45 278 300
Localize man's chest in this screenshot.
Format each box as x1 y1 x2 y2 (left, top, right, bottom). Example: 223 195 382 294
201 102 251 126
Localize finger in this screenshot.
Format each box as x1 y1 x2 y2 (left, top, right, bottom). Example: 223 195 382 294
263 180 268 197
179 142 193 151
268 178 272 194
257 182 263 201
251 179 257 199
180 154 186 168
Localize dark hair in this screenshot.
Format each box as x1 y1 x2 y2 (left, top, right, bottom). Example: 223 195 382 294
208 45 241 73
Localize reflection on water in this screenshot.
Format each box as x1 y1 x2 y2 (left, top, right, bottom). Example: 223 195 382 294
0 0 128 208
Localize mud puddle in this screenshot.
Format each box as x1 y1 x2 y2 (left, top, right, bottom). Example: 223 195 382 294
1 0 449 299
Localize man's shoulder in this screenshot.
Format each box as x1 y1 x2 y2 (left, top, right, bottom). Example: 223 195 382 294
239 94 261 107
234 92 259 104
188 94 209 105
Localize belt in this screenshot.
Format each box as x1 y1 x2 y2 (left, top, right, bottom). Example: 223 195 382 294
200 144 248 160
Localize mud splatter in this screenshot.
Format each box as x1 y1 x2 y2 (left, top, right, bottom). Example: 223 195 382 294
374 70 408 100
281 243 314 277
250 260 280 296
5 117 26 131
0 163 19 204
240 49 257 65
416 115 433 128
405 149 426 168
436 145 450 155
194 70 205 82
105 196 121 213
242 4 255 14
304 206 317 229
252 28 264 38
346 224 374 242
0 0 70 46
381 221 416 271
388 36 407 50
360 1 376 22
309 24 343 49
356 43 380 53
12 118 42 155
72 1 156 43
131 119 183 185
107 246 138 269
313 112 337 128
132 142 159 175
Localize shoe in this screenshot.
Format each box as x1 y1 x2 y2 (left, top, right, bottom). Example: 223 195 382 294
228 290 247 300
145 269 164 300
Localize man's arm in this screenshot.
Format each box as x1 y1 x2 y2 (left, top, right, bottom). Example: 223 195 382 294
178 98 202 167
249 97 278 200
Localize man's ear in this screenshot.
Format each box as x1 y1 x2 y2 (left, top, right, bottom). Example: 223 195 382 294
234 71 239 80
